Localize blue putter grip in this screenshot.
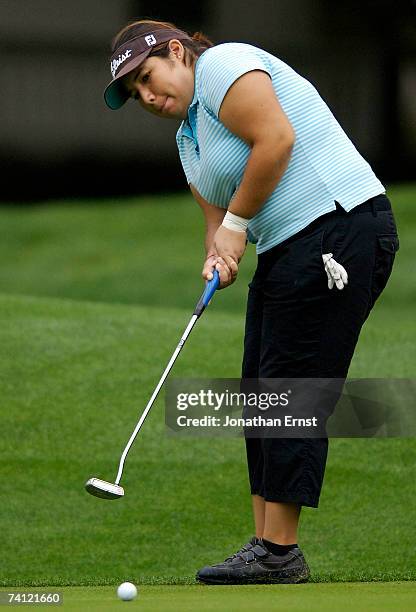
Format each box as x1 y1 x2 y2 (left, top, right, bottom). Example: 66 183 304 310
193 270 220 317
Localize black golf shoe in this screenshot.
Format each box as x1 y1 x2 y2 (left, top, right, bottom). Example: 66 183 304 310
196 538 310 584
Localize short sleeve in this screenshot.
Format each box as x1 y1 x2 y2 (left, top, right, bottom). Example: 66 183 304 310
197 43 272 118
176 128 195 185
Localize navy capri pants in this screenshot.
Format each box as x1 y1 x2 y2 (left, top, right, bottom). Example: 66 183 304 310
243 194 399 507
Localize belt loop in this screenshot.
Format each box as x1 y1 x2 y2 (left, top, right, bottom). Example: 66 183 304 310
371 199 377 217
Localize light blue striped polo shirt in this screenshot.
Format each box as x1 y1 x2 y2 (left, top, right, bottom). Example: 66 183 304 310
176 43 385 254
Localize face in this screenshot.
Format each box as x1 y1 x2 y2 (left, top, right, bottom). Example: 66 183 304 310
123 40 195 120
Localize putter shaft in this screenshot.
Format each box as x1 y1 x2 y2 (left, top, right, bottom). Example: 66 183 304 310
114 314 199 484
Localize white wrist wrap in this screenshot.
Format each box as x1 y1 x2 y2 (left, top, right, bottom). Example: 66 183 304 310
222 211 249 233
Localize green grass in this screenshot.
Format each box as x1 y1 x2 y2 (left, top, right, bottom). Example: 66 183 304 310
2 584 416 612
0 182 412 313
0 192 256 312
0 293 414 586
0 184 415 593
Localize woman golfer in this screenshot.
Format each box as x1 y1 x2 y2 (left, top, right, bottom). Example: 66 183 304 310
104 19 399 584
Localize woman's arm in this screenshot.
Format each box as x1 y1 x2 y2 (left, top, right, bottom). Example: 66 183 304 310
214 70 295 265
190 184 238 287
219 70 295 218
190 184 226 255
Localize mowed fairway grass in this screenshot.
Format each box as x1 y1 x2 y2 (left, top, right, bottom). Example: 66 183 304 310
2 583 416 612
0 185 415 608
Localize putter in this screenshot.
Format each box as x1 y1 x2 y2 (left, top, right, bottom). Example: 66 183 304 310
85 270 220 500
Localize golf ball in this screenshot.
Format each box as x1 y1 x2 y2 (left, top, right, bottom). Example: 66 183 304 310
117 582 138 601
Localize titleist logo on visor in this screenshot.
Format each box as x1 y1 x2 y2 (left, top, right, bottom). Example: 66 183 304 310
110 49 132 78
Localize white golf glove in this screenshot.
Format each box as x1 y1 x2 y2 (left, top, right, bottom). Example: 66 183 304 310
322 253 348 290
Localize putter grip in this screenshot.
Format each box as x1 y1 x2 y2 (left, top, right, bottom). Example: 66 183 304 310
193 270 220 317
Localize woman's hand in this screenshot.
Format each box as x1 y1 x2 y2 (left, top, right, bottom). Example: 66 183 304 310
202 252 239 289
214 225 246 265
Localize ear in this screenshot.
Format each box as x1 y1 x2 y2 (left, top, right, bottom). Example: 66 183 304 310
168 39 184 60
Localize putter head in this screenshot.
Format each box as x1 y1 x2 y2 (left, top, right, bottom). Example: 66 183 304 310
85 478 124 500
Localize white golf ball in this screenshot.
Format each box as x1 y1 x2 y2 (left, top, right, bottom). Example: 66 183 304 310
117 582 138 601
